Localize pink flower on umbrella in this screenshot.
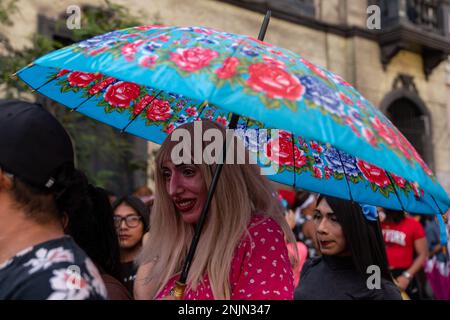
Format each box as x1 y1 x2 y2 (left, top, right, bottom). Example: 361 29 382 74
411 148 433 176
164 123 175 134
134 25 166 31
339 92 354 106
169 47 219 72
262 55 286 69
345 116 361 137
133 95 154 115
411 182 422 198
158 35 170 42
362 128 378 147
278 130 292 141
104 82 141 107
393 133 413 160
310 141 324 153
192 27 215 35
269 49 285 57
120 33 141 39
139 55 158 67
67 71 101 87
146 98 172 121
300 57 328 78
88 77 116 95
121 40 145 56
371 116 396 146
265 138 307 168
357 160 390 188
185 106 198 117
324 166 333 179
215 57 240 79
246 63 304 101
56 69 70 78
391 173 407 189
215 116 228 127
313 167 323 179
88 47 109 56
331 73 352 86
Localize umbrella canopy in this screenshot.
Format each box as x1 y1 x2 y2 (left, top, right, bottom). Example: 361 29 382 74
15 24 450 215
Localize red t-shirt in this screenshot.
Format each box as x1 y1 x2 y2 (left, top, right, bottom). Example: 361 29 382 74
381 217 425 269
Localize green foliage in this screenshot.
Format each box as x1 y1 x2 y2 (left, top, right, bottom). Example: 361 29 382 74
0 0 18 25
0 0 152 193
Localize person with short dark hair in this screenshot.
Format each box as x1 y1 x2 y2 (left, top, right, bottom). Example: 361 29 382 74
112 196 149 296
295 195 401 300
0 100 106 299
381 208 428 299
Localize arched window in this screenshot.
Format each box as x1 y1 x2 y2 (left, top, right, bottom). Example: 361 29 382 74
380 82 434 170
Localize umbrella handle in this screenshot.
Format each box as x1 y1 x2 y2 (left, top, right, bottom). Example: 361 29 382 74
258 10 272 41
173 281 187 299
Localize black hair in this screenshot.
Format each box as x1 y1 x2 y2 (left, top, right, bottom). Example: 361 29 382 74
293 190 313 211
317 195 393 282
55 166 122 280
112 195 150 232
383 208 406 224
10 164 122 280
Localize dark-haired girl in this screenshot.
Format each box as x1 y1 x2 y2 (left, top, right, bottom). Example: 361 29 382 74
112 196 150 296
294 195 401 300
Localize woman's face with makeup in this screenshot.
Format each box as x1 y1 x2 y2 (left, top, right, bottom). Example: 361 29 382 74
313 198 347 256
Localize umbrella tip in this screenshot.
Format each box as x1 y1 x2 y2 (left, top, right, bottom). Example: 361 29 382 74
10 73 18 80
30 89 36 93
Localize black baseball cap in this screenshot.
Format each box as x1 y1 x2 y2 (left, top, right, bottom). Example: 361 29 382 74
0 100 74 190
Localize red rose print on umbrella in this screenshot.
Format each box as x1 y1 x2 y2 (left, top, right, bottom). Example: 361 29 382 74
170 47 219 72
215 57 240 79
357 160 390 188
68 71 101 87
266 137 307 168
104 81 140 108
246 63 304 100
391 173 407 189
146 98 173 121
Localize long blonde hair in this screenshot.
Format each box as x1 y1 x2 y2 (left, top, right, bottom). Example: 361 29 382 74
137 120 296 299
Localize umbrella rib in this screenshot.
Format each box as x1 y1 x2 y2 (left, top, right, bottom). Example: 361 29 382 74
197 100 209 119
430 194 445 215
11 63 35 80
291 132 296 189
386 172 406 212
120 90 163 133
72 94 98 112
336 149 354 202
29 71 63 93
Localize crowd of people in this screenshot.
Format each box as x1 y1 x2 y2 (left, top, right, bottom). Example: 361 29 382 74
0 100 449 300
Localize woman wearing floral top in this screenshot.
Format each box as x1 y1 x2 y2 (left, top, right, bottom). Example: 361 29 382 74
0 100 106 300
134 120 296 300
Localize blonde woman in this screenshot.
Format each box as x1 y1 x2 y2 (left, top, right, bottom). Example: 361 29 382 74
134 120 296 300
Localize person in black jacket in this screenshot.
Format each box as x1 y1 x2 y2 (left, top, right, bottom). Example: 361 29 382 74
295 195 401 300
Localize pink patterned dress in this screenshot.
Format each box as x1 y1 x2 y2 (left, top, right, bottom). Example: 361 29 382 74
156 215 294 300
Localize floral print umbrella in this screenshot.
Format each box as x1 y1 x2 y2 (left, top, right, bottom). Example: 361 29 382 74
15 25 450 218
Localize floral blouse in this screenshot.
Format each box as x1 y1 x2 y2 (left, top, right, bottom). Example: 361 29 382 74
0 236 106 300
156 215 294 300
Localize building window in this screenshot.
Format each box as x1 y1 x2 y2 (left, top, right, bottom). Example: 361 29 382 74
386 98 428 159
